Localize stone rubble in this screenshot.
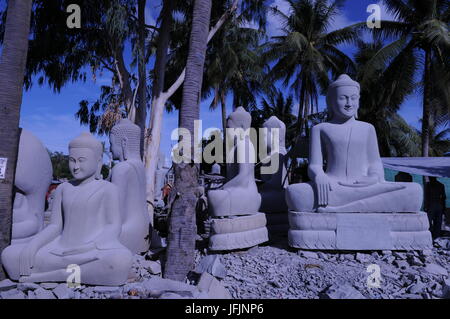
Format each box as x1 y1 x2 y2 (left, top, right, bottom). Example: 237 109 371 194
0 236 449 299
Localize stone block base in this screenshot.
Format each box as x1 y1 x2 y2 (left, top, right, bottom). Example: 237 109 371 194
288 211 432 250
209 227 268 251
208 213 268 251
211 213 267 234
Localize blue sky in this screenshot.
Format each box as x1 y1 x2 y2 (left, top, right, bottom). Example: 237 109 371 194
18 0 424 160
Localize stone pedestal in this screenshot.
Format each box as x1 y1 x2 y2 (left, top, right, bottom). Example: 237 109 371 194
209 213 268 251
288 211 432 250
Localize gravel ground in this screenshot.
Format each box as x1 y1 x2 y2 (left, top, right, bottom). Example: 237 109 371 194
1 229 449 299
215 229 450 299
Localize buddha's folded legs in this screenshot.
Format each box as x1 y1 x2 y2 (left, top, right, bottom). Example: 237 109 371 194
286 182 423 213
1 243 27 280
285 182 316 212
208 187 261 216
320 182 422 213
1 241 133 285
29 247 132 286
208 189 231 216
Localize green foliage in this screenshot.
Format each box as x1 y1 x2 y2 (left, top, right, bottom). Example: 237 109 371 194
251 89 298 149
262 0 365 133
363 0 450 156
48 151 71 180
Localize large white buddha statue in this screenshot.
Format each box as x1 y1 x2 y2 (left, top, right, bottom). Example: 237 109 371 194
286 75 423 213
1 132 133 286
110 119 150 254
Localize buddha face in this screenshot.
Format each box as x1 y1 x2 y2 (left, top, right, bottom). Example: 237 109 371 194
69 147 100 181
330 85 360 120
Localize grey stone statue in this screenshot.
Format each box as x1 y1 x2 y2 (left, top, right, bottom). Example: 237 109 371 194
259 116 288 213
208 107 261 216
207 107 268 251
110 119 151 254
1 132 133 285
286 75 422 213
285 75 432 250
12 129 52 242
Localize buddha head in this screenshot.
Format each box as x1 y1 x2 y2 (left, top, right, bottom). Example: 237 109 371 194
68 132 103 182
226 107 252 141
326 74 360 121
110 119 141 161
263 116 286 154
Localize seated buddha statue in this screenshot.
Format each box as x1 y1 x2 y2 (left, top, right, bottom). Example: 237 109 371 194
12 129 52 242
285 75 423 213
259 116 288 213
1 132 133 286
109 119 150 254
208 107 261 216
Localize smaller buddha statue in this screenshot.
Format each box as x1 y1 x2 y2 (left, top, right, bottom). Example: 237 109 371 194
259 116 288 213
208 107 261 216
1 132 133 286
110 119 151 254
12 129 53 242
286 74 423 213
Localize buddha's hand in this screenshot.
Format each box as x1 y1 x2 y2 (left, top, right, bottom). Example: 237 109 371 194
340 175 379 187
314 174 333 206
19 244 38 276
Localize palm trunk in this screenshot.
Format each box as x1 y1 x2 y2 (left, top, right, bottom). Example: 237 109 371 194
297 81 306 134
220 90 227 175
0 0 33 280
163 0 212 281
220 91 227 134
135 0 147 158
422 48 432 158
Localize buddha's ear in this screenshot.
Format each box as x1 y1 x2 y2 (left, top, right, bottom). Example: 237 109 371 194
121 137 128 160
95 159 103 180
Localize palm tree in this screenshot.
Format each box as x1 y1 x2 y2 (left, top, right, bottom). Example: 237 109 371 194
264 0 364 135
0 0 33 280
363 0 450 157
252 89 298 149
429 117 450 157
206 21 268 133
387 114 422 157
355 39 418 156
164 0 212 282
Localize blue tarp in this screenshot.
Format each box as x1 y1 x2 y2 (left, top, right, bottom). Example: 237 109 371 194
382 157 450 178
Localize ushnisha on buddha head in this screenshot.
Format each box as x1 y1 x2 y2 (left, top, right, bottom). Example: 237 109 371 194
326 74 360 121
68 132 103 182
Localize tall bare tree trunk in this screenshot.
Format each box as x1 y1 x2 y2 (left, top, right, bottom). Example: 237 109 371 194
163 0 212 281
0 0 33 280
144 0 174 223
144 0 238 222
136 0 147 157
